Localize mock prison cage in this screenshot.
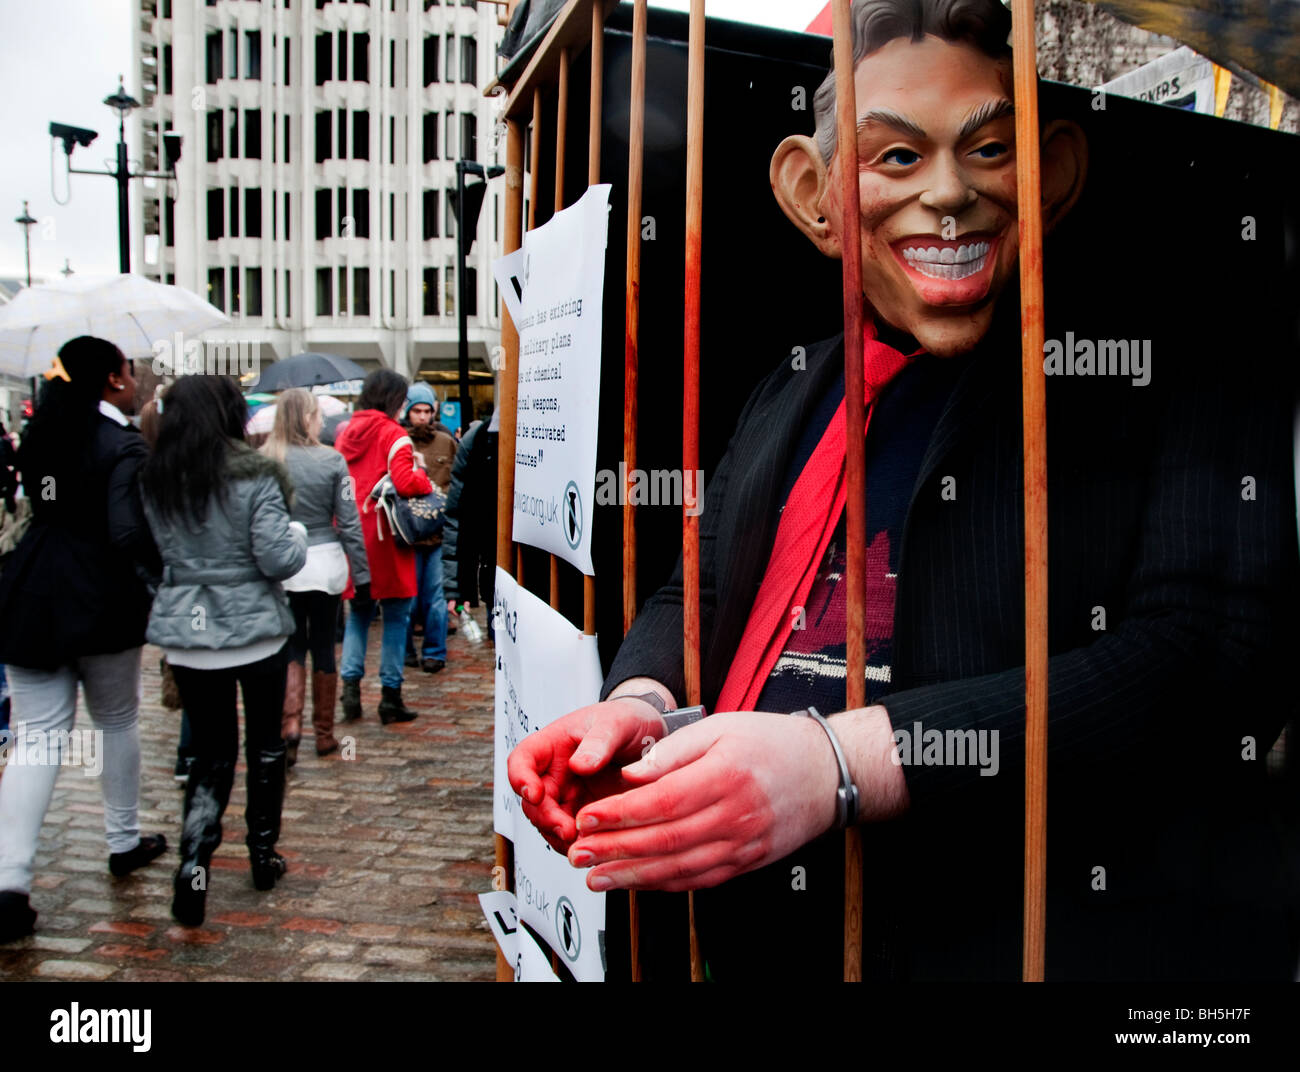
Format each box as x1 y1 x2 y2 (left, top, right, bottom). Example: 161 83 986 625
486 0 1300 982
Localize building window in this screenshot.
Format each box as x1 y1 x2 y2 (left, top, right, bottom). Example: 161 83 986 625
445 187 455 237
352 110 369 160
337 29 348 81
460 113 476 162
445 35 455 83
231 263 240 316
245 109 261 158
284 192 291 241
353 33 369 82
354 267 370 316
337 108 346 158
352 188 370 238
390 192 395 241
164 196 175 248
444 110 454 158
163 44 172 94
423 189 439 240
443 262 455 317
230 184 240 238
206 188 224 240
390 269 396 319
422 112 438 163
315 110 331 162
459 36 476 85
338 266 348 315
337 186 347 236
246 31 261 79
208 267 225 312
315 32 331 85
389 115 395 165
283 114 291 163
423 35 438 85
389 39 396 89
245 188 262 237
315 188 331 239
246 268 263 316
228 28 238 79
205 32 222 84
464 266 477 316
422 267 438 316
206 109 223 161
229 109 239 159
284 36 291 86
316 267 332 315
285 269 291 317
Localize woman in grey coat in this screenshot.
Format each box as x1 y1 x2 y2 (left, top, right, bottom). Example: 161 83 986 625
261 388 368 765
141 376 308 927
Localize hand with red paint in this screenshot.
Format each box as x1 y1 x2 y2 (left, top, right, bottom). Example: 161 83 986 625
563 706 909 893
506 689 671 854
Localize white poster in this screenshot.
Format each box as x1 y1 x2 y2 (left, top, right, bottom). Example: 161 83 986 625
494 184 611 576
1098 46 1217 115
492 566 607 981
478 890 519 965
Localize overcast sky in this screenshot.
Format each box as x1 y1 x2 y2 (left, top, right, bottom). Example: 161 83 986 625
0 0 828 280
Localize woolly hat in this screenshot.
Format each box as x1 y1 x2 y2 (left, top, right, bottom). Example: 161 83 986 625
404 381 437 418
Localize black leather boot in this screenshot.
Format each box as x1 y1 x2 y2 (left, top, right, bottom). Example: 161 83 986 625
340 678 362 722
171 758 235 927
245 742 288 891
378 685 418 724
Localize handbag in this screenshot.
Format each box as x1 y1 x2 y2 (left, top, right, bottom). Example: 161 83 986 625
365 437 447 549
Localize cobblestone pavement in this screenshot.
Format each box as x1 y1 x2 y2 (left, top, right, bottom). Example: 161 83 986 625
0 607 499 982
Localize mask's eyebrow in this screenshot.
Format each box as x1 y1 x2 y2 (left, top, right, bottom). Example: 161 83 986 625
958 98 1014 141
856 108 927 140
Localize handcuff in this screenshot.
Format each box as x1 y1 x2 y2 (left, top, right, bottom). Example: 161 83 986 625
616 693 858 828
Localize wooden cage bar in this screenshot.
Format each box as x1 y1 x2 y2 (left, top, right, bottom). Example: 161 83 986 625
623 0 649 983
829 0 867 985
1011 0 1050 984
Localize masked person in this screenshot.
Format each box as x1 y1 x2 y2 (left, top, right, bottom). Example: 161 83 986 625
508 0 1299 980
0 337 167 942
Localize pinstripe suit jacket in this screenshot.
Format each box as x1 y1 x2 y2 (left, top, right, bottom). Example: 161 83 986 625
602 312 1300 979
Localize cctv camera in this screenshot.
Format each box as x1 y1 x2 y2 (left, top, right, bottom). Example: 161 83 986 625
49 122 99 154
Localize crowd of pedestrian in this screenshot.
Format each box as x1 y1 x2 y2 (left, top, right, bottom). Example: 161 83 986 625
0 336 497 940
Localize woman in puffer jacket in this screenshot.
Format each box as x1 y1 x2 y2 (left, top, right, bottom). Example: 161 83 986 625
334 369 433 725
140 375 308 927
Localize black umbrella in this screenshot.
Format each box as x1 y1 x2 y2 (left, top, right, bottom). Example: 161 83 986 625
250 352 368 392
320 411 351 446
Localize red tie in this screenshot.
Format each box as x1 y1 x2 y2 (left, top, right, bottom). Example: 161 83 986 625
715 321 916 713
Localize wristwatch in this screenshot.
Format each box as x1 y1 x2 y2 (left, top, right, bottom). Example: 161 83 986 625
790 706 860 829
618 691 707 735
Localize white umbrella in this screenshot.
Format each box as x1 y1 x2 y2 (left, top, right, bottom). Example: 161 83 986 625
245 392 346 436
0 274 230 379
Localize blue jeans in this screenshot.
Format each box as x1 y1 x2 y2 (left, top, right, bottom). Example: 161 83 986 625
406 546 447 663
341 596 414 690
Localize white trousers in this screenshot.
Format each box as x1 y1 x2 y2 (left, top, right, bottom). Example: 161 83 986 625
0 648 143 894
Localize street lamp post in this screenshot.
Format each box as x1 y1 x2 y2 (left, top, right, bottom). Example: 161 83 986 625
13 202 36 287
453 160 504 435
49 76 181 275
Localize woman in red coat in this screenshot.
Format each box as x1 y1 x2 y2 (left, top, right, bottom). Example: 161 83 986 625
335 370 433 723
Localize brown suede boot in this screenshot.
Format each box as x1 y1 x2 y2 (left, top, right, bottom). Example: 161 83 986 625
282 660 307 768
312 671 340 757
